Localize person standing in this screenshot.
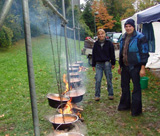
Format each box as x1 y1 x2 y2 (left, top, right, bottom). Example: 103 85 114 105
118 19 149 116
92 29 115 101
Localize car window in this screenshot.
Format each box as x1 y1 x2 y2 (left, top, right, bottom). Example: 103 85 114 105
113 33 121 39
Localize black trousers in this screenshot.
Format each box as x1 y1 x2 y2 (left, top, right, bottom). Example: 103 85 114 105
118 65 142 115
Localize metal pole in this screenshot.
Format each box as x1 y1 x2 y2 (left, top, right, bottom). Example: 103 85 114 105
78 24 81 59
62 0 71 89
94 11 99 36
22 0 40 135
94 15 96 35
78 0 81 59
42 0 68 24
0 0 13 30
71 0 77 62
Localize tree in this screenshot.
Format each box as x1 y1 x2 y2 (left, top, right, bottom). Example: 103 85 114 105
104 0 135 31
82 0 95 34
135 0 160 12
91 0 116 30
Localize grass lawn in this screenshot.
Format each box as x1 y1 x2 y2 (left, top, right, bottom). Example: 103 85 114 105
0 35 160 136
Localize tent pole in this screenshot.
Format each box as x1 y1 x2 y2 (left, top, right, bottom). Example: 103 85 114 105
62 0 71 90
22 0 40 135
71 0 77 62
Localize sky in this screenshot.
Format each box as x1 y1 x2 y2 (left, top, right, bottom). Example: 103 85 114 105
80 0 86 4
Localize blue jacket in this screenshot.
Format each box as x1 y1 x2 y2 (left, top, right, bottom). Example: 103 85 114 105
92 39 115 67
119 31 149 67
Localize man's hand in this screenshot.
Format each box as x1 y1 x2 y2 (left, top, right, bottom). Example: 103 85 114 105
118 66 121 75
140 65 145 77
112 65 115 69
93 67 95 71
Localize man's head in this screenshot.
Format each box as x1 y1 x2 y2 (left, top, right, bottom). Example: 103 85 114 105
97 29 106 41
124 19 135 35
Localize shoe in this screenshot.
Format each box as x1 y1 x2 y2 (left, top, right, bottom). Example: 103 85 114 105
131 112 142 117
108 96 114 100
95 97 100 101
118 107 130 111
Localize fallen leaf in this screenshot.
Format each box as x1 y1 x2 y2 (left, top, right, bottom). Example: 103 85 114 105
0 114 4 118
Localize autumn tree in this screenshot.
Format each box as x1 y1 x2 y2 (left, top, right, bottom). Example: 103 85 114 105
135 0 160 12
91 0 116 31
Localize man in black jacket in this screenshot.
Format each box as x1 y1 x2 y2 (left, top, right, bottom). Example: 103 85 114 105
92 29 116 101
118 19 149 116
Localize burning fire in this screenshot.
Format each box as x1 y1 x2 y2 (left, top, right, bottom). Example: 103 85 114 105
61 74 82 118
79 66 88 72
59 98 73 114
79 66 83 72
62 74 72 94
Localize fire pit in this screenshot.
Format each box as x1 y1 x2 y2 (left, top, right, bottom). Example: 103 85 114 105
66 88 85 103
57 132 84 136
47 93 70 108
49 114 79 130
69 78 82 88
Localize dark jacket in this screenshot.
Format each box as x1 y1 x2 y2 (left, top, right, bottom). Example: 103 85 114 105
119 31 149 68
92 39 115 67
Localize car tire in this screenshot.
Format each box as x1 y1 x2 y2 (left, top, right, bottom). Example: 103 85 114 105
88 57 92 66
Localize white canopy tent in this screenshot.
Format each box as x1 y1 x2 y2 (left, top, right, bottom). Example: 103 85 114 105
121 4 160 68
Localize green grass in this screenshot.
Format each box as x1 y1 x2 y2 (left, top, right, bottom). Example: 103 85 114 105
0 35 160 136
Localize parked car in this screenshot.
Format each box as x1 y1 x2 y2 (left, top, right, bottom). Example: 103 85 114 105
81 37 95 65
106 32 115 39
110 32 122 50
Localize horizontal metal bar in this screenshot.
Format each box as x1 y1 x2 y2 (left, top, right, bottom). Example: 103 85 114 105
66 26 74 31
75 27 80 30
0 0 13 30
42 0 68 24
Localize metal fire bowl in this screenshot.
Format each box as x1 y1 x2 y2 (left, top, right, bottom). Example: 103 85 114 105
47 93 70 108
49 114 79 130
57 132 84 136
69 63 80 69
69 68 79 73
66 88 85 103
69 78 82 88
75 61 83 66
69 72 80 78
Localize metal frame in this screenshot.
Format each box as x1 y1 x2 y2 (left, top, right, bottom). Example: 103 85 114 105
0 0 13 30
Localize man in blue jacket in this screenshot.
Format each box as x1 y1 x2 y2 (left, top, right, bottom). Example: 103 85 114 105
118 19 149 116
92 29 115 101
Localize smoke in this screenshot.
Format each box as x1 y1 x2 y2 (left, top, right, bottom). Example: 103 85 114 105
47 120 87 136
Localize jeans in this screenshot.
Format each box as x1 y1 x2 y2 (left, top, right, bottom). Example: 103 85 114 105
118 65 142 115
95 62 114 97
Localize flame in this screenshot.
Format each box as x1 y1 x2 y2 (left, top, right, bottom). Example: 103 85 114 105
59 98 73 114
79 66 83 72
77 111 81 118
62 74 72 94
79 66 88 72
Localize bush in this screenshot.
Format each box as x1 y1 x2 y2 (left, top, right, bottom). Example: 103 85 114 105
0 26 13 48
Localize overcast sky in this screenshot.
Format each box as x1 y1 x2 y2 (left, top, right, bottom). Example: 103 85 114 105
80 0 85 4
